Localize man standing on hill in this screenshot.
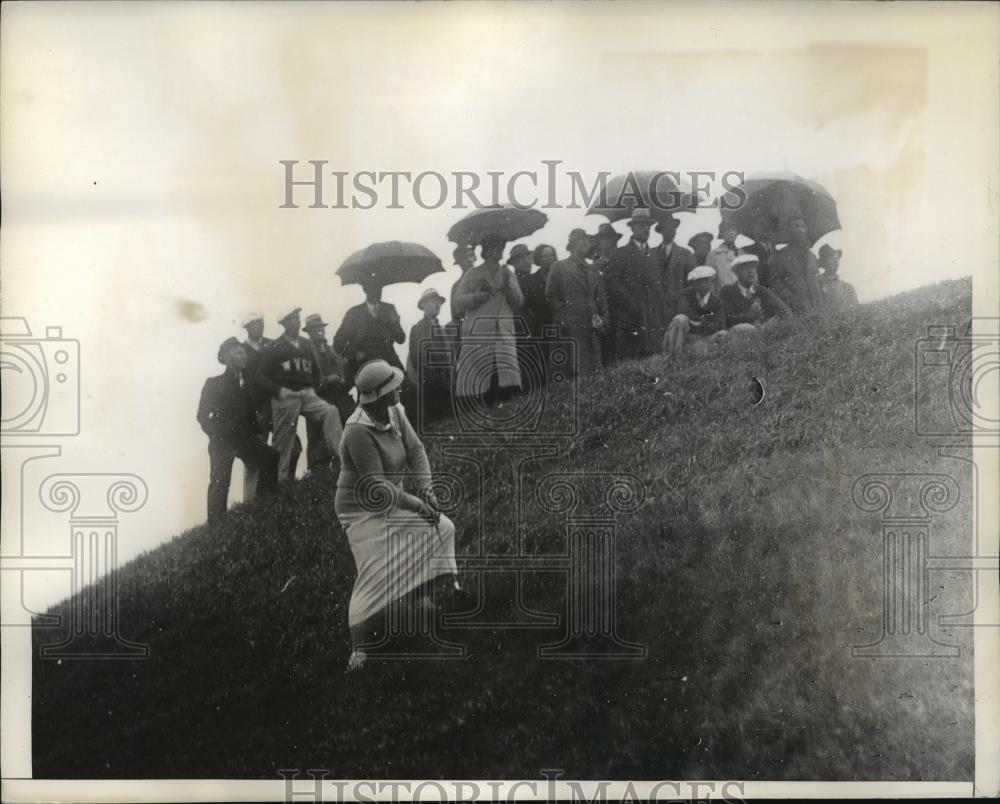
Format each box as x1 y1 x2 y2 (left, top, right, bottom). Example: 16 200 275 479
769 216 824 315
818 245 859 310
707 221 740 288
302 312 354 472
546 228 608 376
688 232 714 268
448 244 477 333
405 288 455 424
741 215 776 287
198 337 278 524
258 307 344 483
656 215 697 333
333 279 407 386
604 207 664 360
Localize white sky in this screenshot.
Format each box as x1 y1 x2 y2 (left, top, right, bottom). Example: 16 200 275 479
1 1 998 610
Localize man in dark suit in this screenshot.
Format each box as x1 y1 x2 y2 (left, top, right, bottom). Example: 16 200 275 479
302 312 355 472
405 288 456 425
333 278 407 384
603 207 665 361
655 215 698 328
198 337 278 524
769 216 824 314
240 313 301 490
719 254 791 339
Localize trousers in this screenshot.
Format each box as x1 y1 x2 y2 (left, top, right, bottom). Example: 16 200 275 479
270 388 343 482
207 436 278 524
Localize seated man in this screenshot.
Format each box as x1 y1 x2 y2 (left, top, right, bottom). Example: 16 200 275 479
198 337 279 524
818 244 859 309
720 254 791 338
663 265 728 357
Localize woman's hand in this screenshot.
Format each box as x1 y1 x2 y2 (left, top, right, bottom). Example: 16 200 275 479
416 501 440 525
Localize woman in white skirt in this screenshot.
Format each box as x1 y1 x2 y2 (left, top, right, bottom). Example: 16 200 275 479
335 359 459 669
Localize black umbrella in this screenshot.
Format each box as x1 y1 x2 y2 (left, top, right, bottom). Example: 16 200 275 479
447 205 548 245
720 171 840 247
587 170 699 223
336 241 444 287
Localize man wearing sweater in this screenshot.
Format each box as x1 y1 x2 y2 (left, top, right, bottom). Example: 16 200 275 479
198 337 279 523
663 265 729 357
257 307 344 483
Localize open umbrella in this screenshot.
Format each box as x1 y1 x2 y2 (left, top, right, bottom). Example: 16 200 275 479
587 170 699 223
336 241 444 287
447 205 548 245
720 171 840 247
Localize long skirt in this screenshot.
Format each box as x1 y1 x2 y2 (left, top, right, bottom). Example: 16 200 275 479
338 505 457 644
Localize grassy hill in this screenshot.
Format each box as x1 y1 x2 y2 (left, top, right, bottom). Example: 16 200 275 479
32 278 975 780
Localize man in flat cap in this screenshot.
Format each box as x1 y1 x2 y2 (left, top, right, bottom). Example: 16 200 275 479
719 254 791 339
258 307 344 482
603 207 665 361
406 288 456 424
655 214 698 334
302 312 355 471
198 337 278 524
240 313 302 491
663 265 729 357
546 228 608 376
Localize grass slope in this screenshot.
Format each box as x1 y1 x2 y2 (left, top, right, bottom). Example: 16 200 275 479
33 278 975 780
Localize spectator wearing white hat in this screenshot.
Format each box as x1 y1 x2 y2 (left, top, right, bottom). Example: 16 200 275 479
663 265 729 357
405 288 456 424
720 254 791 339
257 307 344 483
335 359 460 670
